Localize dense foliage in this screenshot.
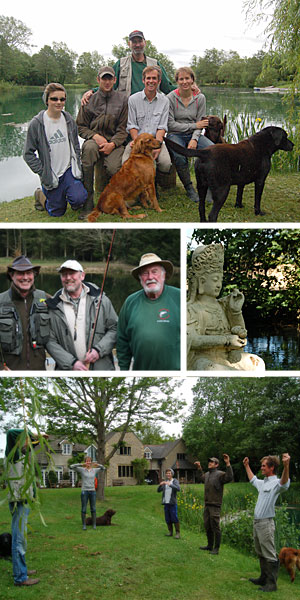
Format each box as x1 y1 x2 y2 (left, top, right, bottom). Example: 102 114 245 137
188 228 300 322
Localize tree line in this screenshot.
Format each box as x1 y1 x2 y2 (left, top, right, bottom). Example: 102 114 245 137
188 228 300 324
182 377 300 482
0 228 180 267
0 14 294 88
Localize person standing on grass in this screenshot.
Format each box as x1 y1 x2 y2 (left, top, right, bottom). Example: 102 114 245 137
243 453 290 592
194 454 233 555
23 82 87 217
70 456 105 530
157 468 181 539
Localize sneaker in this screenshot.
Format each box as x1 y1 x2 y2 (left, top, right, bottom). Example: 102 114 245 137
34 188 46 211
15 578 40 586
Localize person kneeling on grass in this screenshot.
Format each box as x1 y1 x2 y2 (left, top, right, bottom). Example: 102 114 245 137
157 468 180 539
70 457 105 530
23 82 87 217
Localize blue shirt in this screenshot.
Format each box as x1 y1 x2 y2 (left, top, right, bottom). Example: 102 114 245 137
250 475 290 519
127 90 169 136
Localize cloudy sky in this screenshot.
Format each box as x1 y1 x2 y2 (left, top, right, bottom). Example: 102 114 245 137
2 0 269 67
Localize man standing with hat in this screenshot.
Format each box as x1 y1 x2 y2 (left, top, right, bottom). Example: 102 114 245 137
116 253 180 370
76 66 128 216
46 260 118 370
194 454 233 555
0 256 49 370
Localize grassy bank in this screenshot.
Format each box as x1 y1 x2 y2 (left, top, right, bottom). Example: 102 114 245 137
0 486 299 600
0 173 299 223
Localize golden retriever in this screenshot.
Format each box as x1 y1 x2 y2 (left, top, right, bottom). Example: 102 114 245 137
88 133 163 221
279 547 300 582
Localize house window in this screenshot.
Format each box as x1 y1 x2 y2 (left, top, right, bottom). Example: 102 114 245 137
177 453 186 460
144 451 151 459
62 444 72 455
118 465 133 477
119 446 131 456
86 446 97 461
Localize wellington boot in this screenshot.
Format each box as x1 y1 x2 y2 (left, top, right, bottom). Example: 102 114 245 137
81 512 86 530
165 523 173 536
175 522 180 539
249 557 267 585
92 512 97 530
259 560 279 592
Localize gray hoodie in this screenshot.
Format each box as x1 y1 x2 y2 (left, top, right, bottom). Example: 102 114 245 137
23 110 82 189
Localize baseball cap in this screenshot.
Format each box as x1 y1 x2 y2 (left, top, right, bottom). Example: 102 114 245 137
58 260 84 272
129 30 145 40
98 66 115 78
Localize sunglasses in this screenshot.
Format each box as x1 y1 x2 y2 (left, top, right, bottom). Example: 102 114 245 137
48 97 66 102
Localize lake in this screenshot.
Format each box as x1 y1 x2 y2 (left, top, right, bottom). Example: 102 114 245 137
0 86 291 203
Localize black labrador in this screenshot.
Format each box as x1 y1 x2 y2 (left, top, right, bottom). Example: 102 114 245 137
0 532 12 558
165 126 294 222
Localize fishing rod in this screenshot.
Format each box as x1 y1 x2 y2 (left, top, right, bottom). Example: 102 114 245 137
86 229 116 370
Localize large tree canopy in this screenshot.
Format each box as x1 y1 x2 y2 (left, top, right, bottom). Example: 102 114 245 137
183 377 300 480
0 377 184 499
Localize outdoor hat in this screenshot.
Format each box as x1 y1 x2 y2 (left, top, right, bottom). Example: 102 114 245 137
131 253 174 281
98 66 115 78
209 457 219 464
7 255 41 278
166 468 174 475
58 260 84 272
129 30 145 40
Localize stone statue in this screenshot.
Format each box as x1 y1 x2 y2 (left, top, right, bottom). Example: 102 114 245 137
187 243 265 371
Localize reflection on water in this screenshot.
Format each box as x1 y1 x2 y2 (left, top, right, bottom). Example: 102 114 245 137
0 87 290 203
246 326 300 370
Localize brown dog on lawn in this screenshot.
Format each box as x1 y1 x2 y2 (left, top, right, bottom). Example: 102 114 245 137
88 133 163 221
86 509 116 526
165 126 294 222
279 547 300 582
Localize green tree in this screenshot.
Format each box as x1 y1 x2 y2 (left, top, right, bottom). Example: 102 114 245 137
1 377 184 500
76 51 105 86
52 42 77 84
0 15 32 81
131 458 149 484
133 420 176 444
32 45 58 85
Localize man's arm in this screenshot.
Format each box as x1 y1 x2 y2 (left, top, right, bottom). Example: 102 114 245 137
243 456 255 481
23 119 44 175
280 453 290 485
116 302 132 370
126 95 140 137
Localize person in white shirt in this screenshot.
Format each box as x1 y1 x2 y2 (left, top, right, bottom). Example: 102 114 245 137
24 82 87 217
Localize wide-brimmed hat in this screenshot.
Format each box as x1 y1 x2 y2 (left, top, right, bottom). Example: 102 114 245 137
131 253 174 280
58 260 84 272
7 255 41 278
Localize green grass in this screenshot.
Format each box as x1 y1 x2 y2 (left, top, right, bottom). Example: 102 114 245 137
0 173 299 223
0 486 299 600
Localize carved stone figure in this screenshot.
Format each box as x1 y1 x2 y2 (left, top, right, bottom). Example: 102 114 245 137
187 243 265 371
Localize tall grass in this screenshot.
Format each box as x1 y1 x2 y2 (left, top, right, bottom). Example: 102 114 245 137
225 111 298 173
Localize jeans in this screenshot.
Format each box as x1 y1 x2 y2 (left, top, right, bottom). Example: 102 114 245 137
42 167 87 217
81 490 96 514
9 501 30 584
166 132 214 168
164 503 179 524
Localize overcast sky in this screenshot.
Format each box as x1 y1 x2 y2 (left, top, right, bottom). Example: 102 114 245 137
2 0 269 68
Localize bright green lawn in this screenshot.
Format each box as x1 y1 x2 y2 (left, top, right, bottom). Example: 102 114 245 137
0 486 299 600
0 173 299 223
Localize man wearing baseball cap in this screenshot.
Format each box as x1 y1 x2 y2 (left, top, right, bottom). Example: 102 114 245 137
76 66 128 217
0 255 49 370
194 454 233 554
46 260 118 370
116 252 180 370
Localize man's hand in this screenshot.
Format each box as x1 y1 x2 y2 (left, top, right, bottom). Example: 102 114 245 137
188 139 197 150
282 453 290 466
98 141 115 155
196 118 209 130
73 360 89 371
84 349 100 364
243 457 249 467
152 148 161 161
93 133 108 148
81 90 93 106
194 461 202 470
223 453 230 465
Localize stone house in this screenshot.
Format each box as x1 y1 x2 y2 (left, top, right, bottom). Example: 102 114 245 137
144 438 196 484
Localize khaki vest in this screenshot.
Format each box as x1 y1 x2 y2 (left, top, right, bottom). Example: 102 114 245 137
0 288 49 354
118 55 158 97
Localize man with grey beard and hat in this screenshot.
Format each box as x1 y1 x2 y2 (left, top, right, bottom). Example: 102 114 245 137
194 454 233 555
116 252 180 370
0 256 49 370
46 259 117 370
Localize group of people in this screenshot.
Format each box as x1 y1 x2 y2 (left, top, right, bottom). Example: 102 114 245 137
23 30 213 218
158 452 291 593
4 428 291 592
0 252 180 371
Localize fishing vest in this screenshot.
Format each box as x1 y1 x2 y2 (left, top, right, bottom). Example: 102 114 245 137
0 288 50 355
118 55 158 97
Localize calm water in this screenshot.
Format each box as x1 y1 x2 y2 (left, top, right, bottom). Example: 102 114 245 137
246 325 300 370
0 86 290 203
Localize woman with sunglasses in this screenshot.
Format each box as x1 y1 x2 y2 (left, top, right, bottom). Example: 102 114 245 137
23 82 87 217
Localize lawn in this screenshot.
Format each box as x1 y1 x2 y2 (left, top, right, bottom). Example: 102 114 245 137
0 485 299 600
0 173 299 223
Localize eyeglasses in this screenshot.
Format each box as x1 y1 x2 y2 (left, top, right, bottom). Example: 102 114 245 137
48 97 66 102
